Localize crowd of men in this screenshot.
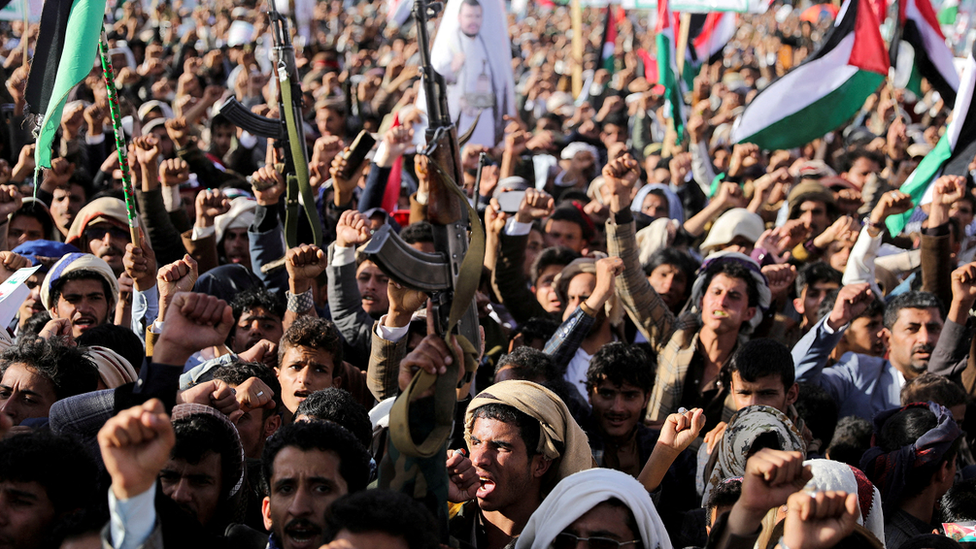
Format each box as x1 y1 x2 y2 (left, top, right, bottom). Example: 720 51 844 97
0 1 975 549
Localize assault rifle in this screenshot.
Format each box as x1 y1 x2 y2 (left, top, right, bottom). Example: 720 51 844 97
216 3 322 248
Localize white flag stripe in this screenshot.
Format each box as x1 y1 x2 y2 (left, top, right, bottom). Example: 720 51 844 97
905 0 961 90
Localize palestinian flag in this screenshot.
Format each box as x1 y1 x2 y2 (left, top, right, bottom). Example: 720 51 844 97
893 0 959 105
656 0 686 142
730 0 888 150
601 5 616 73
692 12 736 65
886 40 976 235
25 0 107 169
937 0 958 24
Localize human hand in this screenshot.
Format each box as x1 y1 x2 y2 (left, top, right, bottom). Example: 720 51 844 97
950 261 976 312
869 190 913 228
398 332 464 392
886 117 908 161
462 145 490 171
703 421 728 455
478 165 499 199
0 160 11 186
132 135 161 168
585 257 624 311
176 379 241 420
330 147 367 206
194 189 230 228
602 153 641 211
60 102 85 140
123 231 158 293
98 399 175 500
728 449 813 536
157 254 199 315
386 280 427 328
375 126 414 168
484 200 509 238
160 158 190 187
669 153 693 186
165 117 191 149
782 491 859 549
84 103 105 136
233 376 276 416
37 318 74 343
657 408 706 455
238 339 278 370
813 216 856 250
334 210 372 248
514 188 554 224
827 283 873 331
714 181 745 209
251 165 286 206
286 244 326 295
0 185 22 221
762 263 797 301
447 449 480 503
43 158 75 188
310 135 345 185
728 143 760 177
156 292 235 367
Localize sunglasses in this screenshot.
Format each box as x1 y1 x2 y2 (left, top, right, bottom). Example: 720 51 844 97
551 533 642 549
86 226 130 241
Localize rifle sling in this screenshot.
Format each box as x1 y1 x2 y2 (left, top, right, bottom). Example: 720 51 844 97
279 75 323 248
389 157 486 458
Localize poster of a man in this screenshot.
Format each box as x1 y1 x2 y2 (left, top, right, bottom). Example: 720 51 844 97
424 0 516 148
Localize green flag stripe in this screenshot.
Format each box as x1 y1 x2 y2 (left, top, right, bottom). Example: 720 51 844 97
736 69 883 150
885 132 953 235
35 0 107 169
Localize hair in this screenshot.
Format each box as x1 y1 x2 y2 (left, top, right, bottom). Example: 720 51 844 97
471 403 543 458
51 269 113 308
494 346 557 382
940 478 976 522
0 337 98 401
278 316 344 366
700 260 760 308
586 341 655 393
901 373 968 409
826 416 874 468
231 288 286 322
10 206 54 239
461 0 481 7
0 431 97 516
955 190 976 213
210 113 234 131
76 323 146 374
795 262 842 296
323 490 440 549
548 205 594 242
262 420 371 494
20 310 51 338
294 388 372 448
841 148 885 174
508 316 560 348
643 248 699 283
877 406 961 500
794 382 839 447
530 246 581 287
400 221 434 245
883 291 945 330
171 412 241 501
706 478 742 527
728 339 795 389
213 360 282 417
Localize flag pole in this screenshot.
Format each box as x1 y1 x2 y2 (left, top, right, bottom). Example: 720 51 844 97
96 30 140 245
571 0 583 99
676 12 691 75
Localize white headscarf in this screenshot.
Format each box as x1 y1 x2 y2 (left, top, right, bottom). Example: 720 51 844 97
803 460 885 546
516 468 672 549
631 184 685 224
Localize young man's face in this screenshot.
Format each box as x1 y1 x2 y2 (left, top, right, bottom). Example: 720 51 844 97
641 193 669 220
262 447 348 549
730 372 797 413
356 261 390 317
458 3 483 36
276 345 340 414
793 280 840 327
8 216 44 246
524 229 545 278
533 264 564 313
233 306 284 354
221 228 251 266
950 199 974 229
885 307 943 378
468 416 550 513
647 263 687 312
0 364 58 426
0 479 57 549
544 220 585 253
588 379 649 441
83 223 129 275
843 314 885 357
159 451 223 527
797 200 830 236
17 274 45 330
211 125 235 157
50 185 86 236
563 272 595 322
556 501 638 549
844 157 880 190
700 274 755 335
51 278 110 338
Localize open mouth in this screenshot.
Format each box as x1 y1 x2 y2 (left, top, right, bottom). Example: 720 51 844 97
284 523 322 549
74 317 97 329
293 390 311 401
711 310 729 318
476 476 496 499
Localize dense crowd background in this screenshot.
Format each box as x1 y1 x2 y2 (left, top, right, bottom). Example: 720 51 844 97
0 1 975 549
